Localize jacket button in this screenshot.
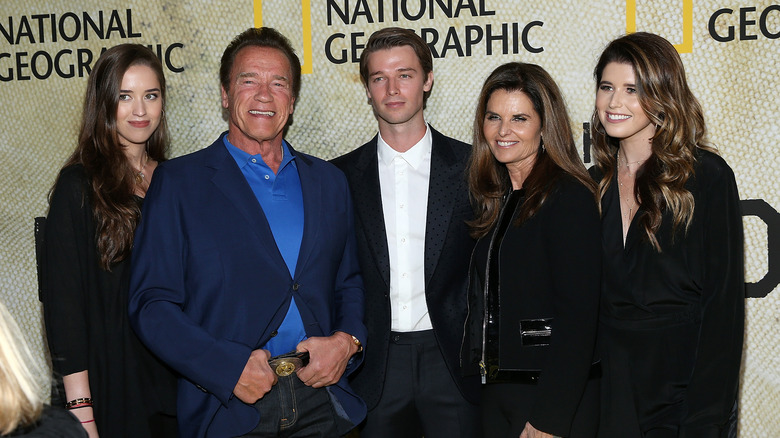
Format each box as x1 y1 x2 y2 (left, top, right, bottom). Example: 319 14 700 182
270 330 278 337
292 283 299 291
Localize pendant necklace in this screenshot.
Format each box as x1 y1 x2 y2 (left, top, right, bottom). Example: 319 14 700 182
134 152 149 185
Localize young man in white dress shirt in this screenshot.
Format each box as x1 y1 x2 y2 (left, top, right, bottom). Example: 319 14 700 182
332 27 481 438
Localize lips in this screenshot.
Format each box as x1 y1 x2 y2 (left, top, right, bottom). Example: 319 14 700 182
606 112 631 121
249 110 275 116
128 121 150 128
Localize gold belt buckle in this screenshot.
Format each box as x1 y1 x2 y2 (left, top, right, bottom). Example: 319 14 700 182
274 360 298 377
268 351 309 377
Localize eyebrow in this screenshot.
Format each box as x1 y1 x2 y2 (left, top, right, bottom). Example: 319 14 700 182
119 88 161 93
369 66 417 77
236 72 289 82
599 80 636 87
485 110 532 118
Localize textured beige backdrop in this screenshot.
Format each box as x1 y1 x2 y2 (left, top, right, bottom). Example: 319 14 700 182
1 0 777 435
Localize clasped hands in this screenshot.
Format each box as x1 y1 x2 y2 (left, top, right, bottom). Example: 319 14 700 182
232 331 359 404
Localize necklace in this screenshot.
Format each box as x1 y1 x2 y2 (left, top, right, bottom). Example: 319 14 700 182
617 151 648 177
617 164 639 223
134 152 149 185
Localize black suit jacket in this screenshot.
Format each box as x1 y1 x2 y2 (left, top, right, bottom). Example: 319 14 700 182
332 126 479 408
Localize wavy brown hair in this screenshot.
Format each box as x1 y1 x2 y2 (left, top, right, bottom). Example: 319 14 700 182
468 62 594 238
590 32 717 250
56 44 169 270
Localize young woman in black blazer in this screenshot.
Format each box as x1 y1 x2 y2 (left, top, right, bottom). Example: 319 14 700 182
42 44 177 437
590 32 744 437
462 62 602 438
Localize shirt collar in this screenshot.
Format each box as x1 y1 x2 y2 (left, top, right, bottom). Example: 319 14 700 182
377 123 432 169
223 135 296 170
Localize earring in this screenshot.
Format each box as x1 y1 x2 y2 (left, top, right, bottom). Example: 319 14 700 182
540 137 545 153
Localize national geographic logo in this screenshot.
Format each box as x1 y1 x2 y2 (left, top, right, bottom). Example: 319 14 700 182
626 0 693 53
0 9 185 81
253 0 314 74
255 0 545 71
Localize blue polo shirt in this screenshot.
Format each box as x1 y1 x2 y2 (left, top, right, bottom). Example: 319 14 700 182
224 136 306 357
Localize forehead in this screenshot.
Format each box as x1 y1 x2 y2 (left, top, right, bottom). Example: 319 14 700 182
366 45 422 73
121 64 160 88
601 62 636 81
487 89 536 112
231 45 292 79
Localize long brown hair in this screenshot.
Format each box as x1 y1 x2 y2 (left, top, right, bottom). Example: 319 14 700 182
590 32 716 250
57 44 169 270
468 62 594 238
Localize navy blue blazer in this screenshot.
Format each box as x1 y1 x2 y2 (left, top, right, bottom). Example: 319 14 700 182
129 133 367 438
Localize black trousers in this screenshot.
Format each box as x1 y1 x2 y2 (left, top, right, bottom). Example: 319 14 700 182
360 330 481 438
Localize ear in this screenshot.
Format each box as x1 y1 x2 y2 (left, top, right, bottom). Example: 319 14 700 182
289 96 296 115
220 86 229 109
423 71 434 92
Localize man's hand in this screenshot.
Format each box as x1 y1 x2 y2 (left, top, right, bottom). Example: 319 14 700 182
519 422 555 438
233 349 277 404
295 332 358 388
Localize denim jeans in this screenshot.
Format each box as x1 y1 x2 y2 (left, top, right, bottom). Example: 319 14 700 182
243 374 340 437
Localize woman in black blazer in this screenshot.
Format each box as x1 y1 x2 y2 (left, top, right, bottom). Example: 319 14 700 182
590 32 744 437
461 62 602 438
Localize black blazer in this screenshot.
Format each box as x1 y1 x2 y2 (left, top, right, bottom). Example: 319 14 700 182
331 126 479 408
461 176 602 437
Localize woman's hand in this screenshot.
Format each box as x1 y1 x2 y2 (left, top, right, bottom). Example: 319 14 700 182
519 421 555 438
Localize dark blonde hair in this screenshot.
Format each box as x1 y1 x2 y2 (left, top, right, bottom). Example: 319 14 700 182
590 32 716 250
0 302 44 434
468 62 594 238
57 43 169 270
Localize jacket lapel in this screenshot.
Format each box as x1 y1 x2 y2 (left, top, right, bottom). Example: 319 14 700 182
290 144 320 280
352 137 391 288
206 139 290 277
424 129 462 287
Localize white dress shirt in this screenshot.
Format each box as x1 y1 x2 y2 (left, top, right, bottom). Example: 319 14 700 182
377 124 433 332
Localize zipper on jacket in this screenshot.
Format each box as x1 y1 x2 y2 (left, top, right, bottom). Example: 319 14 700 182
480 191 512 385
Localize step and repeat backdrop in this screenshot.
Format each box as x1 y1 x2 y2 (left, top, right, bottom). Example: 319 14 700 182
1 0 777 434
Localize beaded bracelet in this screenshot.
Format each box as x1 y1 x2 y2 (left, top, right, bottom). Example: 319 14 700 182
65 397 93 409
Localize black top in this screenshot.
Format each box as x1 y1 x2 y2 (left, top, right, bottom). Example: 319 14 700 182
8 406 87 438
593 150 744 436
464 176 602 437
41 165 177 437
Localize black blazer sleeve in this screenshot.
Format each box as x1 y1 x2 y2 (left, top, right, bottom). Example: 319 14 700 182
530 180 602 436
679 156 744 437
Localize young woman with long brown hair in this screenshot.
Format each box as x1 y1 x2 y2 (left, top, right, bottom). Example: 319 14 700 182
41 44 177 437
590 32 744 437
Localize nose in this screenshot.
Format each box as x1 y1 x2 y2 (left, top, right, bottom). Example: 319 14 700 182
387 77 399 96
132 99 146 117
254 82 272 102
498 120 510 137
608 91 623 109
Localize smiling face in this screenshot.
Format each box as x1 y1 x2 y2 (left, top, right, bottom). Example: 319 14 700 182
115 64 162 149
221 45 295 152
364 45 433 133
483 89 542 185
596 62 655 149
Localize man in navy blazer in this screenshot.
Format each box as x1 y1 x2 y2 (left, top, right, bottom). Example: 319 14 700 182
129 28 366 437
332 28 480 437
